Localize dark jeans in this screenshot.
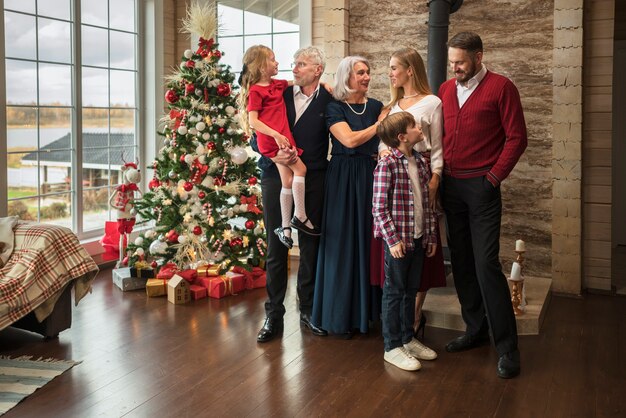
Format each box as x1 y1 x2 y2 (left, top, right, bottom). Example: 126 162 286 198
261 170 325 322
381 238 424 352
442 175 518 356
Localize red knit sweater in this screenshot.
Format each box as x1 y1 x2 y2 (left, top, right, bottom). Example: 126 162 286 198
438 70 527 185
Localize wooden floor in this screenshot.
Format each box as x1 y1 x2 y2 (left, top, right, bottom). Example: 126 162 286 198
1 263 625 418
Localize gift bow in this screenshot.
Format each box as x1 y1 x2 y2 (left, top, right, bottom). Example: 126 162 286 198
240 195 262 214
196 37 214 57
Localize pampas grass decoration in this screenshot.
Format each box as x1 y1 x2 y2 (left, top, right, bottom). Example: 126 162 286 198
181 1 218 40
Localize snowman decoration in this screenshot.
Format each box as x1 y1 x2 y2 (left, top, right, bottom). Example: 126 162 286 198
109 161 142 267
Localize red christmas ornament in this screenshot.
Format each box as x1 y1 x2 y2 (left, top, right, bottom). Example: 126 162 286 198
150 260 158 269
198 191 206 199
185 83 195 95
213 50 222 59
213 176 226 186
193 226 202 235
165 89 179 104
245 220 255 230
167 230 179 243
122 256 129 266
216 83 231 96
185 60 195 69
242 134 249 142
148 178 160 190
218 127 225 134
183 181 193 192
207 141 216 150
247 176 258 186
180 154 187 163
229 237 242 248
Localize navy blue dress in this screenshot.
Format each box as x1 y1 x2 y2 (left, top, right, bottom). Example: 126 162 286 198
312 98 383 334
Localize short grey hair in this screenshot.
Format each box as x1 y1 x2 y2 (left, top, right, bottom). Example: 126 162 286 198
293 46 326 71
332 56 370 101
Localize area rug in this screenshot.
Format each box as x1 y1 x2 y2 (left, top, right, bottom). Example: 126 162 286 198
0 356 80 415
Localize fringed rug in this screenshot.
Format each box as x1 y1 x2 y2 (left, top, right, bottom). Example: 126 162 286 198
0 356 80 415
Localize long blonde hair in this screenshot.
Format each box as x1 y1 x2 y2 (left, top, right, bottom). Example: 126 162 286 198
387 48 432 108
236 44 273 135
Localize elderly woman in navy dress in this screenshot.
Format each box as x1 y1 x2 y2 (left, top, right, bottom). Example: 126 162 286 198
312 56 388 336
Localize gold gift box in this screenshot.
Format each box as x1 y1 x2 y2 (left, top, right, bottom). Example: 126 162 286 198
197 264 220 277
146 278 168 297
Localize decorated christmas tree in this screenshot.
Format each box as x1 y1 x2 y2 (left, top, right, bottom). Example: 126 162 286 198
127 3 265 273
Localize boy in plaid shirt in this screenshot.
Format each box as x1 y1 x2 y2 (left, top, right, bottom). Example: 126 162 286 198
373 112 438 371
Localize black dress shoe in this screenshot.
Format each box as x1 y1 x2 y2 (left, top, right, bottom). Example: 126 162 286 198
300 313 328 336
445 332 490 353
273 227 293 249
257 317 283 343
290 216 321 236
497 349 521 379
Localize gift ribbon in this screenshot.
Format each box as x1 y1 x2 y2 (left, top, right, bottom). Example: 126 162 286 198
240 195 262 214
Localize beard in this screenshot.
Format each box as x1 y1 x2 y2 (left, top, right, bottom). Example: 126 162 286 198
454 60 478 83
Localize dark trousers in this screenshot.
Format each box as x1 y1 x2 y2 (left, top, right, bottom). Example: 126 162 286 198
381 238 424 352
442 175 518 356
261 170 325 321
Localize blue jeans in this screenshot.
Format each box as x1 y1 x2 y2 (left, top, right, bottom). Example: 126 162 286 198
382 238 424 352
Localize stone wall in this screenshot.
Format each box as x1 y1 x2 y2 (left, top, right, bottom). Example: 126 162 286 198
349 0 554 277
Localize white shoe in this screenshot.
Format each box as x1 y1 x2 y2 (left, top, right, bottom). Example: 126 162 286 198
384 347 421 371
404 338 438 360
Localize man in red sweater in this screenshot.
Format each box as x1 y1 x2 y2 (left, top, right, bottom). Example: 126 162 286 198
438 32 527 379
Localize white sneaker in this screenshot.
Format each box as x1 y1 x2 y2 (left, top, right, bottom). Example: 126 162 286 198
404 338 438 360
384 347 421 371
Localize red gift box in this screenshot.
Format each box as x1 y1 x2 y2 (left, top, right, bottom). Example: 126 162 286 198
178 269 198 283
157 262 178 280
204 273 245 299
232 266 266 290
189 284 207 300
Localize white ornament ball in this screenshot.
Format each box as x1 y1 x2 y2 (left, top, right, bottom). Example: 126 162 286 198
184 154 195 165
177 126 188 135
179 191 189 201
239 204 248 212
198 155 206 164
227 209 234 218
184 49 193 59
196 122 206 132
149 239 168 255
254 227 263 235
135 248 145 257
230 147 248 165
188 128 198 136
134 237 144 246
145 230 156 239
180 62 186 70
194 61 203 70
196 144 206 155
168 170 178 179
195 88 203 96
178 235 188 244
202 133 210 140
225 106 235 115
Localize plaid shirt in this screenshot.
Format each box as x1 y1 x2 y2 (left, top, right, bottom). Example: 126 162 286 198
372 148 438 251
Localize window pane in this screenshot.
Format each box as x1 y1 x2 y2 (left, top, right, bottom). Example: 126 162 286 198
38 0 71 21
41 193 72 227
8 198 38 221
110 146 136 173
6 107 37 152
273 33 299 72
83 108 108 132
39 63 72 106
244 0 271 35
38 151 72 196
5 0 35 14
82 67 109 107
110 70 135 107
82 25 109 67
109 0 135 32
218 37 243 74
218 1 243 36
9 151 40 195
6 59 37 105
110 31 135 70
273 0 299 32
82 0 108 27
39 18 72 63
111 109 134 132
244 35 271 51
83 187 111 231
4 11 37 60
40 108 72 148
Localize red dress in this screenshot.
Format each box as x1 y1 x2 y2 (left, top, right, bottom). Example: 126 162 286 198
247 79 301 158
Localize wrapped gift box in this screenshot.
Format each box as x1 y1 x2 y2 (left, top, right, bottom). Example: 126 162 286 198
204 273 245 299
146 278 168 297
178 269 198 283
196 264 220 277
156 262 179 280
231 266 266 290
189 284 207 300
112 268 147 291
130 263 155 279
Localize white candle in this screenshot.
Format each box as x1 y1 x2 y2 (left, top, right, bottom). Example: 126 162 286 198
510 262 522 281
515 239 526 252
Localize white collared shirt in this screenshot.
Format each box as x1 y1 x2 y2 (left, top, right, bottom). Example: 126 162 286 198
456 64 487 107
293 84 320 124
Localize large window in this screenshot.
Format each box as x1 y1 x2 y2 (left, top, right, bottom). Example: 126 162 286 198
217 0 300 82
3 0 139 238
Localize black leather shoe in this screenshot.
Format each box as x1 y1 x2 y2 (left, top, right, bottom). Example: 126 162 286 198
257 317 283 343
497 349 521 379
290 216 321 236
300 313 327 336
273 227 293 249
445 332 490 353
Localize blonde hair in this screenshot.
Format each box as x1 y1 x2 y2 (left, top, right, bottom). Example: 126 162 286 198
332 56 370 101
236 44 273 135
387 48 432 108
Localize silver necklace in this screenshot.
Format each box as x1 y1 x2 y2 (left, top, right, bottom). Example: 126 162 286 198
344 99 367 115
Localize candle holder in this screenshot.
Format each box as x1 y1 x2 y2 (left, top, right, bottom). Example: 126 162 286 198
508 249 525 316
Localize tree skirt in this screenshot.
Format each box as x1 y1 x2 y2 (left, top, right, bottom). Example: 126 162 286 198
0 356 80 415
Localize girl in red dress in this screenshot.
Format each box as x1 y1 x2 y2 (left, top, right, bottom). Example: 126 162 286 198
237 45 319 249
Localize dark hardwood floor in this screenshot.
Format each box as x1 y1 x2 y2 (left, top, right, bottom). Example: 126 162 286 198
1 263 625 417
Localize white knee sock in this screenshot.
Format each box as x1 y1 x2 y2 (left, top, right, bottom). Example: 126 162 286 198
280 188 293 237
292 176 313 228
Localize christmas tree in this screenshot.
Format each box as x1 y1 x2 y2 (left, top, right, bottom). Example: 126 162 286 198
127 3 266 273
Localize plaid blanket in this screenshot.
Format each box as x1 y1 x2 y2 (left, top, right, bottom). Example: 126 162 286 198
0 222 99 331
